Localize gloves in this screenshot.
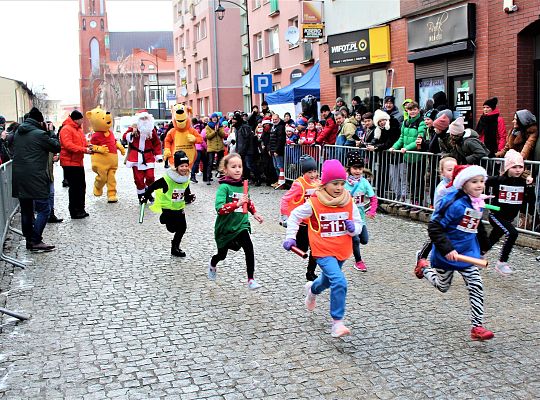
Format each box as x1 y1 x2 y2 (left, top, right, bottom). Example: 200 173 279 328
187 134 196 143
344 220 355 233
283 238 296 251
163 148 171 159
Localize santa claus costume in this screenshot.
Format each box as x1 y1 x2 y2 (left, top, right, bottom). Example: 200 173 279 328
122 112 163 201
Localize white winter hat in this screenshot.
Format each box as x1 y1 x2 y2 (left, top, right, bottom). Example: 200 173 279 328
373 109 390 129
452 165 488 190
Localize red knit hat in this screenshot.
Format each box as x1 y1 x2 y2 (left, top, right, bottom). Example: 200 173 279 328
433 114 450 131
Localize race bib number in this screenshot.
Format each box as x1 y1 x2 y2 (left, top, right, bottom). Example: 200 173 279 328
498 185 524 205
319 212 348 237
230 192 245 213
353 192 365 206
304 188 316 202
457 207 482 233
171 188 185 202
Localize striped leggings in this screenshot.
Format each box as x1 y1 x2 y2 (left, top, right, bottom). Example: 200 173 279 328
488 214 518 263
423 266 484 327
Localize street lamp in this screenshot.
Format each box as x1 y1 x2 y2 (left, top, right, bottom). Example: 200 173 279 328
214 0 252 109
140 56 161 119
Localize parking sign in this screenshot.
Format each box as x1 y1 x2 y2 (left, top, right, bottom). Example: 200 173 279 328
253 74 273 94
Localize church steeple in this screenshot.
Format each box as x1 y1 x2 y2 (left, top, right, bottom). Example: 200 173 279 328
78 0 109 125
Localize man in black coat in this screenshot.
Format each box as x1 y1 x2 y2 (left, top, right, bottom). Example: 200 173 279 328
12 107 61 251
268 113 286 187
232 112 257 181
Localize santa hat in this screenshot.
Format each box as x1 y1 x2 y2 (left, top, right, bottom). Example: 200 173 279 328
448 117 465 136
447 165 488 189
503 149 524 173
285 125 295 134
321 159 346 185
261 117 272 125
433 114 450 131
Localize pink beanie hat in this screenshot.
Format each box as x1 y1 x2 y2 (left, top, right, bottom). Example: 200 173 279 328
448 117 465 136
433 114 450 131
320 159 346 185
503 149 524 173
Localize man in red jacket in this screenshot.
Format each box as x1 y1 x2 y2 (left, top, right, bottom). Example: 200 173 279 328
60 110 93 219
316 105 338 145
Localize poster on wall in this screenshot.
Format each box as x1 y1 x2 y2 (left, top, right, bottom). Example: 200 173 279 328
454 85 473 127
418 78 445 110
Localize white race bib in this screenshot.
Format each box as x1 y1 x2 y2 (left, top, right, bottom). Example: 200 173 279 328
319 211 348 237
456 207 482 233
498 185 524 205
171 188 185 202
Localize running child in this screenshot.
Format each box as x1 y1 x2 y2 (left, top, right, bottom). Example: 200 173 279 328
483 150 534 275
284 159 363 338
415 165 494 341
416 156 457 269
208 153 264 290
280 155 320 281
344 150 378 272
141 151 195 257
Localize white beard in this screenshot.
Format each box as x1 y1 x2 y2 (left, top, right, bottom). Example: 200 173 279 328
138 119 154 140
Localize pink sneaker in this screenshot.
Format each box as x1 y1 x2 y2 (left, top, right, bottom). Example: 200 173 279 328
331 320 351 338
353 260 367 272
304 282 316 311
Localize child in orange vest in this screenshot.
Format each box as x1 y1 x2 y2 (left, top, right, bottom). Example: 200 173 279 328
284 159 363 337
280 155 320 281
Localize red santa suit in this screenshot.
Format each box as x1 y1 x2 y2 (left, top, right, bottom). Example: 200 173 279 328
123 112 163 196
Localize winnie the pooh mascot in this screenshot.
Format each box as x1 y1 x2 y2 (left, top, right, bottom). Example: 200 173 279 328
163 104 202 168
87 106 126 203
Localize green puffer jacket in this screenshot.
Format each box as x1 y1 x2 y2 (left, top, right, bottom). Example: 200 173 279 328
392 114 426 162
206 124 225 152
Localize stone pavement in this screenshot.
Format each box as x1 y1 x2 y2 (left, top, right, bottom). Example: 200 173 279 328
0 164 539 399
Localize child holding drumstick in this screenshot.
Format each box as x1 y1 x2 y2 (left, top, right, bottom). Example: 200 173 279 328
415 165 494 341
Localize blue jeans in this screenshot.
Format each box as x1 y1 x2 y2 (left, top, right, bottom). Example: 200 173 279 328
20 198 51 244
48 182 55 211
272 154 284 176
352 225 369 262
310 256 347 320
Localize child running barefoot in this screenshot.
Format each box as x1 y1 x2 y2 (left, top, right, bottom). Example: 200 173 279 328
141 151 195 257
344 150 378 272
280 155 320 281
284 159 363 338
483 150 535 275
415 165 494 341
209 154 264 289
416 157 458 269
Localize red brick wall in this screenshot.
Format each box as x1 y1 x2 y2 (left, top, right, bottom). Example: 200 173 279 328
401 0 464 17
388 19 415 99
318 43 336 108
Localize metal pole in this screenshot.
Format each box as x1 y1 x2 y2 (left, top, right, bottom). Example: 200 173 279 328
245 0 253 110
131 56 134 114
156 53 161 119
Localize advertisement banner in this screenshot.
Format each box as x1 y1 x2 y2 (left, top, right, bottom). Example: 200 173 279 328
302 23 324 39
328 26 391 68
302 1 323 24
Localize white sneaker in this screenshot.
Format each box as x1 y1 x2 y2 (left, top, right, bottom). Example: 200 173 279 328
305 282 316 311
247 279 261 290
208 259 217 280
495 261 513 276
331 320 351 338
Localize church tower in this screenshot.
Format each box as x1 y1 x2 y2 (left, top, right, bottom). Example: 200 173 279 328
78 0 109 126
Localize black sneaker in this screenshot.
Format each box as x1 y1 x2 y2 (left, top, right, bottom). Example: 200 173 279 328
190 176 198 183
71 213 87 219
48 214 63 223
30 242 55 252
306 271 318 282
171 247 186 257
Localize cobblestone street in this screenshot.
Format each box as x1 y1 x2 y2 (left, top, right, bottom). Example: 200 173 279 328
0 164 539 399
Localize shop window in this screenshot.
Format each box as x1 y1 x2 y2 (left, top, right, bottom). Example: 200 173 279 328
338 69 386 112
418 77 445 111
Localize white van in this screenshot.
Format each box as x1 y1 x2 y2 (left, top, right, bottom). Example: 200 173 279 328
113 116 135 143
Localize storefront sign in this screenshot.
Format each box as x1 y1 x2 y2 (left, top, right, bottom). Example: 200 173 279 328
290 69 304 84
328 26 391 68
302 23 324 39
301 1 323 24
408 4 475 51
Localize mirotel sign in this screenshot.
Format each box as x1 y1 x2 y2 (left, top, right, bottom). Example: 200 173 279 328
408 4 475 51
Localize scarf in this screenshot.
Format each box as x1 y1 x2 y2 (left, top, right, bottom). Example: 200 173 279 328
218 175 243 186
315 187 351 207
346 175 361 186
167 169 189 183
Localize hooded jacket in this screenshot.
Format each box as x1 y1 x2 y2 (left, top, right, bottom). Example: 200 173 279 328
60 116 88 167
496 109 538 160
12 118 61 199
448 129 489 165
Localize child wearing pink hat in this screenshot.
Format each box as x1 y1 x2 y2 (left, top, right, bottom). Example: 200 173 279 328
283 159 363 338
415 164 495 341
483 150 534 275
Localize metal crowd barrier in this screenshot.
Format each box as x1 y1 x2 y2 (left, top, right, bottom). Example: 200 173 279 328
0 161 30 321
284 144 540 237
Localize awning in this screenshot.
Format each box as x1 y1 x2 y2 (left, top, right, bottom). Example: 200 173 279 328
265 62 320 105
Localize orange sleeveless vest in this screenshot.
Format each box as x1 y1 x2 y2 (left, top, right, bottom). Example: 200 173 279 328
287 176 318 215
308 195 354 261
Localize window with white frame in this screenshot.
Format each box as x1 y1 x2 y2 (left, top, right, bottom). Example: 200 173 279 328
150 89 159 101
187 64 192 83
288 17 298 48
194 23 200 41
202 58 208 78
185 29 190 47
252 0 261 9
149 74 157 82
196 61 202 80
200 18 207 40
179 34 184 49
254 33 263 60
198 98 205 116
266 26 279 55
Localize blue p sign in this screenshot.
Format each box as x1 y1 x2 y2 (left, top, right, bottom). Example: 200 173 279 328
253 74 273 94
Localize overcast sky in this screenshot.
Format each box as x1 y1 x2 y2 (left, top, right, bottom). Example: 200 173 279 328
0 0 172 104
